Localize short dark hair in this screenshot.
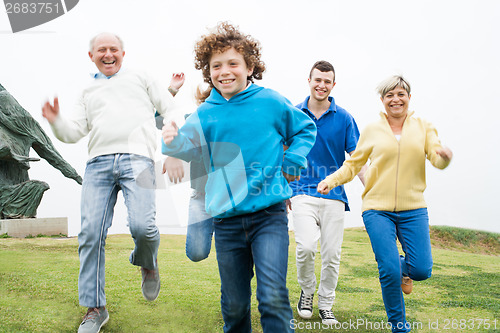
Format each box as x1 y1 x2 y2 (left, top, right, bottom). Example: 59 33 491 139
309 60 335 81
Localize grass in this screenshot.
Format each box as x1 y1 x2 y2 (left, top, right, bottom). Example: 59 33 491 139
23 233 68 239
430 226 500 255
0 227 498 332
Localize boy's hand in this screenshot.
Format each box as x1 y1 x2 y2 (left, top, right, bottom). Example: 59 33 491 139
283 171 299 183
317 181 330 195
162 120 178 145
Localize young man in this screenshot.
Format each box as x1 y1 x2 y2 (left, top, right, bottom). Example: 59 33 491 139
42 32 183 333
289 60 365 325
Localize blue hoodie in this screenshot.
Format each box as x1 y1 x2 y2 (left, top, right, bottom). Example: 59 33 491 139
162 84 316 218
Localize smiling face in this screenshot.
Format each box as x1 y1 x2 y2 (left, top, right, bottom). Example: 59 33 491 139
209 47 254 100
308 68 335 102
381 87 411 119
88 33 125 77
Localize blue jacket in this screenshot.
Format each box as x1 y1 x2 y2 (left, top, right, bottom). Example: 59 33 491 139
162 84 316 218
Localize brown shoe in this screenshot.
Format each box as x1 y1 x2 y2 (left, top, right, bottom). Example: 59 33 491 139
401 276 413 294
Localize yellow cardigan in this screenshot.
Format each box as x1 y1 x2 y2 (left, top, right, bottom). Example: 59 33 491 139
323 111 450 212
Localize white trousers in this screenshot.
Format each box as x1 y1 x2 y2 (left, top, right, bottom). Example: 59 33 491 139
291 195 345 310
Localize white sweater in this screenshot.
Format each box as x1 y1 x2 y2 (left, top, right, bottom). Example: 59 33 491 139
51 70 174 160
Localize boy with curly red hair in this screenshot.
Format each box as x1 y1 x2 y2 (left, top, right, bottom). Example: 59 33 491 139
162 22 316 332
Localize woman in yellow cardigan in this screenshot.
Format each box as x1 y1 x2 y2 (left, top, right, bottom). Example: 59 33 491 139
318 75 452 333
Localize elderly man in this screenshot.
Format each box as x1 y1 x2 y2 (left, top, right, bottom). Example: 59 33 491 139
42 32 183 333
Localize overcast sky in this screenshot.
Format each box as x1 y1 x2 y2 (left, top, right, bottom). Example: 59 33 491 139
1 0 499 235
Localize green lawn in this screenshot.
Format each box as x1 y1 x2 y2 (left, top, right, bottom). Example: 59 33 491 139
0 227 498 332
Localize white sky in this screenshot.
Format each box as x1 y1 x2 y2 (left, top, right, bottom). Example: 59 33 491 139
1 0 499 235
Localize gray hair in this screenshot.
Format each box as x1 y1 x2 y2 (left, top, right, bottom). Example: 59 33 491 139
376 75 411 97
88 32 124 52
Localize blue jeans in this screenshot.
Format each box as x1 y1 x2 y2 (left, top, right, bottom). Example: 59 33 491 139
362 208 433 333
186 190 214 262
214 202 294 333
78 154 160 308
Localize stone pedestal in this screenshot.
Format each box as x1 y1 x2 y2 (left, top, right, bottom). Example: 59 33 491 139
0 217 68 238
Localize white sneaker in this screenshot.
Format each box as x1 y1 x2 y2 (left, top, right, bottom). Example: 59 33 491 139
297 290 314 319
319 309 339 325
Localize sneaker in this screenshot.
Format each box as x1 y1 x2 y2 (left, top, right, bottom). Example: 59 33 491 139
319 309 339 325
78 307 109 333
141 262 160 301
401 276 413 295
297 290 314 319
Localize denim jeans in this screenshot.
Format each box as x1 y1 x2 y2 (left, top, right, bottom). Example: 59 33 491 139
214 201 294 333
362 208 432 333
291 195 345 309
185 190 214 262
78 154 160 308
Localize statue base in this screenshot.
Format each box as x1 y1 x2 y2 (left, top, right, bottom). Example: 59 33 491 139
0 217 68 238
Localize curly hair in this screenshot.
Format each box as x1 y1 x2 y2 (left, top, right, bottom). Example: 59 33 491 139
194 22 266 104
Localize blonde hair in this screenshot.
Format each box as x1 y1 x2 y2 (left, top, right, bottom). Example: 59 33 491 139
376 75 411 97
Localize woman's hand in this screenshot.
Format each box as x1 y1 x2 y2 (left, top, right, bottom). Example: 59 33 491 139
436 147 453 163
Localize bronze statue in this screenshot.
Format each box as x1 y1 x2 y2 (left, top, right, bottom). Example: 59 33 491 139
0 83 82 219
